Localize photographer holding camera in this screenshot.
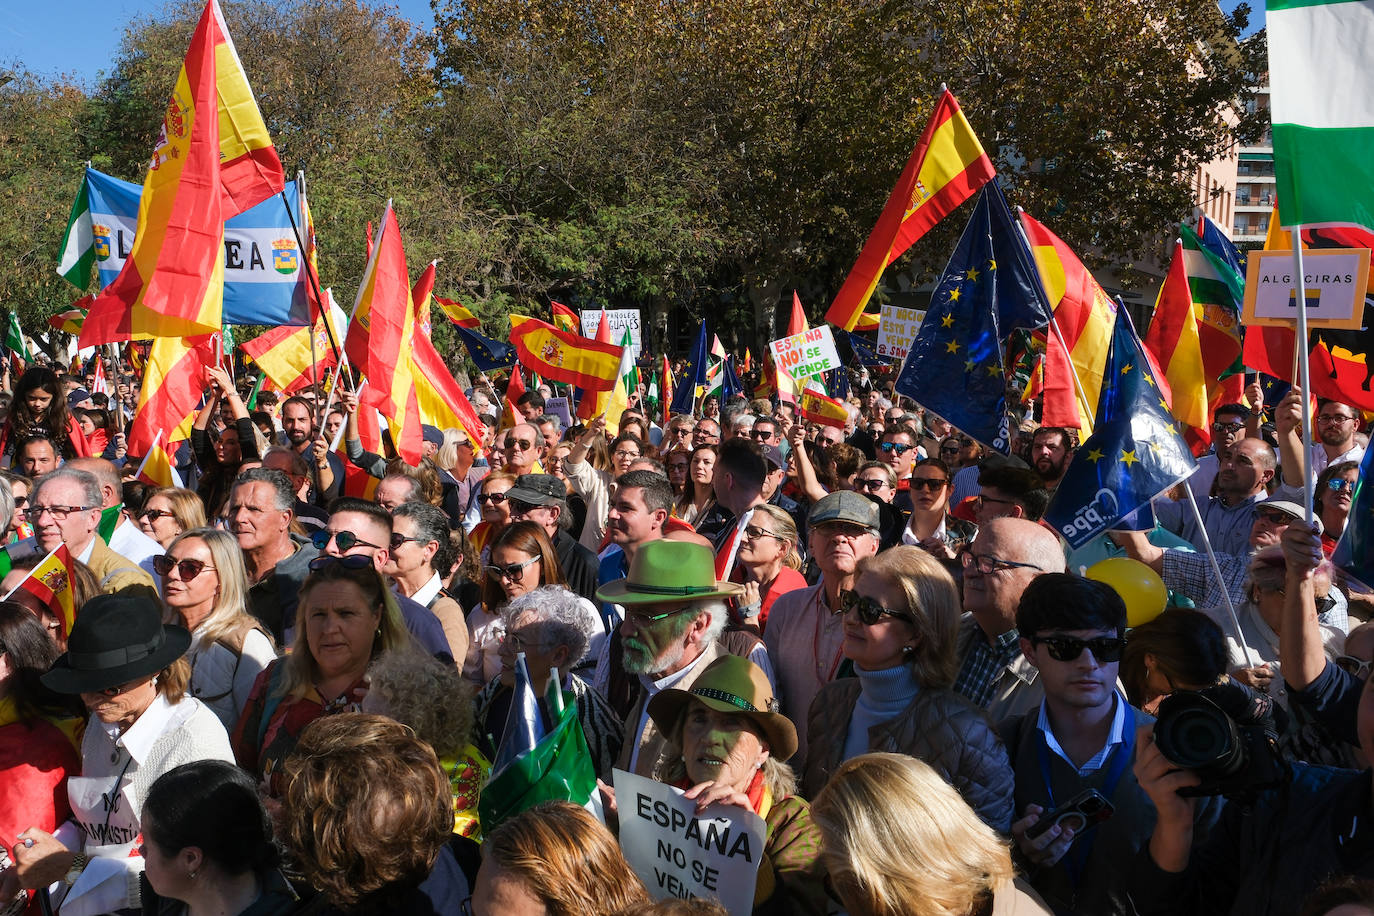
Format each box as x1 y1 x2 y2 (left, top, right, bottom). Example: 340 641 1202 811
1132 521 1374 915
1002 574 1224 915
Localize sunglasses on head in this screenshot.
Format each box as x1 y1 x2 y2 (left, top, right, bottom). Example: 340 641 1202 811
152 555 214 581
835 589 913 626
1031 634 1125 663
311 529 383 553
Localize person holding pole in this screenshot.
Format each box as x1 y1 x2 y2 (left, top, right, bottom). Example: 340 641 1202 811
1153 439 1276 558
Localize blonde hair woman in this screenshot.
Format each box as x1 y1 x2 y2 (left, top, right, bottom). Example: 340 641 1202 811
801 547 1014 831
812 753 1049 916
159 527 275 728
137 487 207 549
735 502 807 629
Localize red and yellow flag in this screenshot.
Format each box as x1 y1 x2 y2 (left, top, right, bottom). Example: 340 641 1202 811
240 294 346 393
551 301 579 333
7 545 78 639
48 304 88 335
127 334 217 456
134 431 185 489
500 366 526 432
509 315 623 392
410 265 487 453
1143 240 1209 440
800 386 848 430
854 311 881 332
578 309 615 420
434 295 482 329
825 89 995 331
81 0 282 345
1018 211 1117 434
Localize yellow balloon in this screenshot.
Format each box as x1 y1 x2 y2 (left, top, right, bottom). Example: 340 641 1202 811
1085 557 1167 628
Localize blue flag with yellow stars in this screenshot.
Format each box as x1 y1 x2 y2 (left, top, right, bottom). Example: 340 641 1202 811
454 323 516 372
1332 442 1374 590
1044 310 1197 548
841 330 888 367
893 187 1017 449
671 323 710 415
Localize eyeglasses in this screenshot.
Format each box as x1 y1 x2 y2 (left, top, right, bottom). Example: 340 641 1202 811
24 505 92 521
909 477 948 491
973 494 1018 512
1255 508 1296 525
485 555 541 581
1318 414 1356 425
506 439 534 451
1327 478 1356 493
958 550 1043 575
139 508 175 522
835 589 913 626
390 533 425 550
613 450 641 460
939 444 960 454
1030 634 1126 663
879 441 914 456
856 477 890 491
624 604 697 628
308 553 375 572
311 530 383 553
1212 421 1246 433
11 496 25 508
1335 655 1373 680
152 555 215 581
500 629 546 652
478 492 509 505
743 524 785 543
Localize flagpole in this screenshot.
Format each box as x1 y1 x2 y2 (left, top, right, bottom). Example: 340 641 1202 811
1182 485 1258 667
282 170 343 366
1288 231 1316 524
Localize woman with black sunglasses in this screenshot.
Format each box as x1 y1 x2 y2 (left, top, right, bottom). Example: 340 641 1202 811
159 528 275 729
902 458 976 570
801 547 1015 832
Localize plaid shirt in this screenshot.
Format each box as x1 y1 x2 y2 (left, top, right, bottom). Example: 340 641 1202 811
954 627 1023 709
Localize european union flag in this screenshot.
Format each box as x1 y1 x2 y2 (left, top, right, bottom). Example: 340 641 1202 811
671 323 709 415
984 180 1052 336
1333 443 1374 590
893 187 1016 449
840 330 887 368
454 323 516 372
1044 311 1197 548
721 355 745 402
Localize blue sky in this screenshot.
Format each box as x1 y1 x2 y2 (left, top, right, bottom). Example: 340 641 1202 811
3 0 1260 87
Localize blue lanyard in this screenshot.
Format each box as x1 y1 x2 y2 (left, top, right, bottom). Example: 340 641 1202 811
1035 704 1134 887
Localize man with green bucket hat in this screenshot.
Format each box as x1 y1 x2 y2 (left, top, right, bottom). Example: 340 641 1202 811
597 538 743 777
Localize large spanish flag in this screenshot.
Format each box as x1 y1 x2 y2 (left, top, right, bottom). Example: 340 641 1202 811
825 89 996 331
1143 240 1209 440
81 0 282 345
509 315 623 391
1018 211 1117 433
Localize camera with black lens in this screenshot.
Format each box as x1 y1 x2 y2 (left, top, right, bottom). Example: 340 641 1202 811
1153 680 1288 800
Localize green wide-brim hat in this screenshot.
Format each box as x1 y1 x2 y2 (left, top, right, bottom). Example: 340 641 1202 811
595 539 743 606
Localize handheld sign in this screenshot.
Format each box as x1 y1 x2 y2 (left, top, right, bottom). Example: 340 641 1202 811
580 309 643 360
544 395 573 429
876 305 926 360
768 326 840 381
613 768 767 915
1242 249 1368 329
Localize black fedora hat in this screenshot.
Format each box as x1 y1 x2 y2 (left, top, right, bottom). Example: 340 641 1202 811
42 595 191 695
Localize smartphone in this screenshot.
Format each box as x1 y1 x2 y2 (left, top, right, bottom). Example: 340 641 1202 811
1025 788 1115 840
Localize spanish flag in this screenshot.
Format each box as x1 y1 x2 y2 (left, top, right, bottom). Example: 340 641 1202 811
240 292 347 393
577 309 615 421
854 311 881 332
134 431 185 489
1143 240 1209 442
800 386 848 430
509 315 623 392
81 0 283 345
411 264 487 453
127 334 217 457
551 301 579 333
825 88 995 331
6 544 78 640
434 295 482 329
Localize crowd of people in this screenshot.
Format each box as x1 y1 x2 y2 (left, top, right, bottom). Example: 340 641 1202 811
2 355 1374 916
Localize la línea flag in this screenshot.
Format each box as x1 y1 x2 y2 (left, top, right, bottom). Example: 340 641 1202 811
127 335 217 456
551 301 579 333
349 202 423 465
134 431 185 488
434 295 482 329
800 385 848 430
83 0 283 343
5 544 78 640
1018 210 1116 433
1143 240 1208 438
240 293 348 393
1268 0 1374 233
509 316 623 392
825 88 996 330
410 265 486 453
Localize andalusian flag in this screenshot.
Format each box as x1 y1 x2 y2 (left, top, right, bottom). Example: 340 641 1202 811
48 306 88 335
1182 218 1246 421
604 327 638 433
1268 0 1374 232
4 545 78 640
4 312 32 361
1143 240 1208 438
56 180 96 290
825 88 996 330
509 316 623 392
81 0 283 343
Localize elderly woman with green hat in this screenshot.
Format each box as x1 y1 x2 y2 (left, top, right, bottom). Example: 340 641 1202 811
11 594 233 915
647 654 827 916
596 539 743 779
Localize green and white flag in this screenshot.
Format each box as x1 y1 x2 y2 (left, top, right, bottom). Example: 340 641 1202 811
4 312 32 361
1268 0 1374 230
56 176 95 290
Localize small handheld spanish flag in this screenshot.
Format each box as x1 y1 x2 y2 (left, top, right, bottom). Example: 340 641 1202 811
4 544 78 639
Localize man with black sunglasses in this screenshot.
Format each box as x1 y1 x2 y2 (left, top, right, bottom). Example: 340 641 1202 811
1002 574 1223 915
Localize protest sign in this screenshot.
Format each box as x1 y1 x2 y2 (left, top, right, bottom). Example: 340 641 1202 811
544 395 572 429
768 325 839 381
1242 249 1368 329
580 309 643 359
876 305 926 360
613 768 767 916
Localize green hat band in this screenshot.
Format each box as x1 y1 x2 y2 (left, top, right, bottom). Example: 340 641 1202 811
622 582 722 596
692 687 756 713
